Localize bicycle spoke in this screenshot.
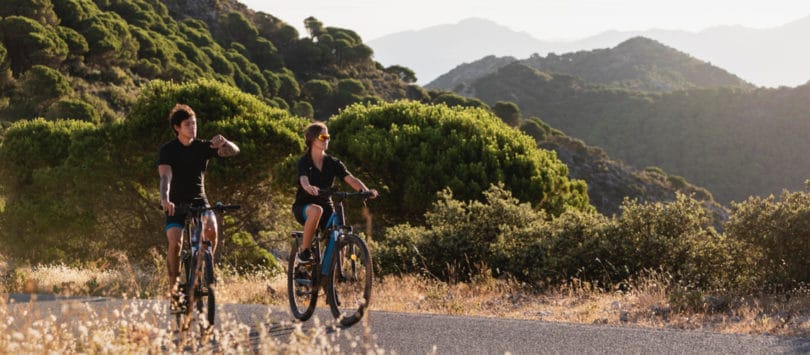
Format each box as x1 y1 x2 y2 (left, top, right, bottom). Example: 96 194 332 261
328 234 373 326
287 237 318 320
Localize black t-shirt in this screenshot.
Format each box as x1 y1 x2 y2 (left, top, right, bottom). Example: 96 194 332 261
157 138 218 203
295 153 350 207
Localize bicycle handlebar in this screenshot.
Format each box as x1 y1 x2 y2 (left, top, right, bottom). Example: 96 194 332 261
317 189 375 200
160 202 241 214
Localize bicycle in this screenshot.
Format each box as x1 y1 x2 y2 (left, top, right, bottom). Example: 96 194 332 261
287 189 374 327
170 202 240 338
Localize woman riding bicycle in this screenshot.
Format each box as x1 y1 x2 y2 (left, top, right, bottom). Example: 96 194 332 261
292 121 378 264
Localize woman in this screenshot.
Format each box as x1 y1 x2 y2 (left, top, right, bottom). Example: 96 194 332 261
292 122 378 263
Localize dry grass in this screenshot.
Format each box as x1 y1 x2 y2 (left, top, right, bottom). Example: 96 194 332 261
2 256 809 353
370 272 810 338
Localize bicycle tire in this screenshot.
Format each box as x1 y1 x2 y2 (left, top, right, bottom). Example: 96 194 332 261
197 251 215 331
328 234 373 326
174 244 192 332
287 237 318 321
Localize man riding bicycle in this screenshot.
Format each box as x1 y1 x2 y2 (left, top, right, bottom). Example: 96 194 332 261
157 103 240 308
292 121 378 264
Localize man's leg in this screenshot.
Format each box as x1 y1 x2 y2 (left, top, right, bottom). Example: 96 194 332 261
202 212 218 256
166 227 182 296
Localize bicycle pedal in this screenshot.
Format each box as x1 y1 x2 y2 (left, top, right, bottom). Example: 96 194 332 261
170 303 187 314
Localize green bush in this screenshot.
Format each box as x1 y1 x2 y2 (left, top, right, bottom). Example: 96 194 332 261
0 16 68 72
0 80 305 263
378 187 756 290
328 100 591 222
221 231 281 272
45 98 101 123
724 189 810 288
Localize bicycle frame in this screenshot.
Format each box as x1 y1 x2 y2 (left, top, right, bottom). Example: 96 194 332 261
319 202 350 276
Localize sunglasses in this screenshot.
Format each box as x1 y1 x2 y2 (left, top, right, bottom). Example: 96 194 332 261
317 134 331 141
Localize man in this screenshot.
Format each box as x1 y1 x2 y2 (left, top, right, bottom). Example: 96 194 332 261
157 104 239 306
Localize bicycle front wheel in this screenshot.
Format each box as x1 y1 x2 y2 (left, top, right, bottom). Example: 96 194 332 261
197 251 216 333
287 237 318 321
328 234 373 326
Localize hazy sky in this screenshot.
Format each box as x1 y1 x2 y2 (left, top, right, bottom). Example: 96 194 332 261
240 0 810 41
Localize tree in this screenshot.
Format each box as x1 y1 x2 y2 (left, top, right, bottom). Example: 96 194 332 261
386 65 417 83
0 0 59 25
21 65 73 115
292 101 314 119
302 79 333 101
52 0 95 28
78 12 138 65
253 11 298 49
217 11 259 46
327 100 592 222
46 98 100 123
304 16 324 38
0 16 69 73
519 117 553 143
492 101 521 126
0 42 10 87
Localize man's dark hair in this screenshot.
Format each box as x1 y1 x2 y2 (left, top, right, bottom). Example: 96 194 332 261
168 104 195 132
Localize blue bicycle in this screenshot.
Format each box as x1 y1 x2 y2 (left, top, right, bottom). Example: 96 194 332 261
287 190 374 326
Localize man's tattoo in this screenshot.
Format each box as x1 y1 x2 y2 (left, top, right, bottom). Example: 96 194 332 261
218 141 240 157
160 174 170 200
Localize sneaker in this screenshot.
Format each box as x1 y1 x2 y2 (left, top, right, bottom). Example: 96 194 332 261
295 248 315 264
170 292 187 314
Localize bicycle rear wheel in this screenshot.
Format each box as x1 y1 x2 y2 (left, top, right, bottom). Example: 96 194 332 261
287 236 318 321
328 234 372 326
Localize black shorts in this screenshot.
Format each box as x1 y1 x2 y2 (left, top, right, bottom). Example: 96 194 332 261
292 202 333 229
165 199 209 231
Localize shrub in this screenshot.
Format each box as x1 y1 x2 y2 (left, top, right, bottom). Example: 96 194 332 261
724 189 810 288
328 100 591 222
45 98 101 123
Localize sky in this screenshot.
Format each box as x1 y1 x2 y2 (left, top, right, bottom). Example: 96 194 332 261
240 0 810 41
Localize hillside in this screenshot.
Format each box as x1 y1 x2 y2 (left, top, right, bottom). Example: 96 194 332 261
0 0 413 123
519 117 721 218
542 135 720 218
468 62 810 203
428 37 753 93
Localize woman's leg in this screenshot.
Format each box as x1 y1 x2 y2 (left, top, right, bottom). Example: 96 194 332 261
301 204 323 251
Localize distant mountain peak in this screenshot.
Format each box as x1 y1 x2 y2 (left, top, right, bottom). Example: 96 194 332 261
368 18 549 84
430 36 752 93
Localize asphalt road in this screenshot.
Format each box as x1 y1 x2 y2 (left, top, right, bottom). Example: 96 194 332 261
7 294 810 354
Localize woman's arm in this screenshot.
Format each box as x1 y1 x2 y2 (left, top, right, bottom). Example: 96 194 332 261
344 175 378 198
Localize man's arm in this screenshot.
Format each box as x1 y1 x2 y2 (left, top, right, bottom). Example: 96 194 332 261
210 134 240 157
159 164 175 215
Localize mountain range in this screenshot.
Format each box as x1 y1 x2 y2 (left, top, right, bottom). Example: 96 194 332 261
367 16 810 88
444 48 810 203
428 37 753 93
